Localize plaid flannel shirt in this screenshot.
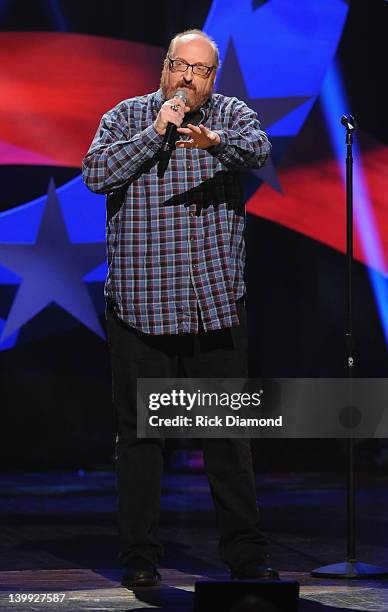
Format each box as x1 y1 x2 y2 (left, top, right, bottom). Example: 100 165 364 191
82 89 270 334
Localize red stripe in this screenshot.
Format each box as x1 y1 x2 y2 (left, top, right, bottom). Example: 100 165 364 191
247 145 388 274
0 32 164 167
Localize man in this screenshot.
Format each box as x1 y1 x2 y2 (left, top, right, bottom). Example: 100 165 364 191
83 29 275 588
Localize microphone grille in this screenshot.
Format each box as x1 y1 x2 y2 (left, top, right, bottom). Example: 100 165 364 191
175 89 187 103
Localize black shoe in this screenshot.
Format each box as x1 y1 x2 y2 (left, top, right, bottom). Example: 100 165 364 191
122 567 161 588
231 564 280 580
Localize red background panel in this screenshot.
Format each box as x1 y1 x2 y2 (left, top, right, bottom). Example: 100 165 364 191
0 32 164 167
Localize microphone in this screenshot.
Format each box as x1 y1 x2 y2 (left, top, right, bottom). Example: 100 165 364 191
157 89 187 178
341 114 357 132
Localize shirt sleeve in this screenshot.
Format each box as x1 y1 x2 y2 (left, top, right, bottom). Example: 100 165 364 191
82 101 163 194
207 98 271 171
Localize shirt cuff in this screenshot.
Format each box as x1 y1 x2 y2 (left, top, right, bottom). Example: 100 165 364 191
206 130 228 155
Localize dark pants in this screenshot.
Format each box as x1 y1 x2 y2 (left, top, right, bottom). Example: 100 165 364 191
106 301 268 572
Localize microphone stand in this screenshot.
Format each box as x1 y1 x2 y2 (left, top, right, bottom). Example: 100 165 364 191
311 115 388 578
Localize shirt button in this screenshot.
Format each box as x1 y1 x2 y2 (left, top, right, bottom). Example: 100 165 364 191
190 236 194 242
190 211 196 217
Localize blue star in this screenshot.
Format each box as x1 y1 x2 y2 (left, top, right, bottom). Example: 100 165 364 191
216 39 312 192
0 179 106 342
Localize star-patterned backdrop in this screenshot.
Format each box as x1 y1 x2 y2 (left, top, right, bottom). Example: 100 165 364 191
0 0 387 466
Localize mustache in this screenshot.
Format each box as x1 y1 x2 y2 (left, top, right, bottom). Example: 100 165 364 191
178 83 196 91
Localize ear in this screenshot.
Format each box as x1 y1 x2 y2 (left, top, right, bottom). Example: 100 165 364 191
209 68 217 88
161 57 168 74
161 58 170 81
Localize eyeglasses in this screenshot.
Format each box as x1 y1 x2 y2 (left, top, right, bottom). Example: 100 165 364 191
168 57 214 78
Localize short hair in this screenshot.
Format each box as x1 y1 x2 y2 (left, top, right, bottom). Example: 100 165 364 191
167 29 220 69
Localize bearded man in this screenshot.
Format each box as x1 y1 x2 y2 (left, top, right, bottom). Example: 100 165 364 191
83 29 275 588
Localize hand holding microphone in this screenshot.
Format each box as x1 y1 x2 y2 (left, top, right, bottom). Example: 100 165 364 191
156 90 189 178
154 90 190 138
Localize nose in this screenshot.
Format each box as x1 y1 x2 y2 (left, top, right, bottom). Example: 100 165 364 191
183 65 194 83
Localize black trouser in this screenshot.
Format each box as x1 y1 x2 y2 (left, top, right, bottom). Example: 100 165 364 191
106 301 268 572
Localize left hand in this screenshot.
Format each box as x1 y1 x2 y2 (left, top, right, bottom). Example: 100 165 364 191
176 124 221 149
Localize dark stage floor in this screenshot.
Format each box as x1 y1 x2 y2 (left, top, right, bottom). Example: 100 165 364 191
1 469 388 611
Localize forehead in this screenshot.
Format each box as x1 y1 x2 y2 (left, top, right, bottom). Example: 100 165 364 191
172 36 215 64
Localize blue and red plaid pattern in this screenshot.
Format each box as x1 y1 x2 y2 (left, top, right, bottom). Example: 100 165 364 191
82 89 270 334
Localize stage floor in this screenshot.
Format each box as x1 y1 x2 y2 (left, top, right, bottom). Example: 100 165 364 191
1 470 388 611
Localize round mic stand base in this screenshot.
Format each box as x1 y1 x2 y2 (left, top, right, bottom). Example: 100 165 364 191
311 561 388 579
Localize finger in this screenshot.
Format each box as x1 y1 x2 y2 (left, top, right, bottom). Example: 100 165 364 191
166 115 184 128
161 108 184 122
176 140 192 148
199 125 214 138
169 97 185 110
187 123 202 134
164 100 184 117
176 127 192 134
166 107 184 117
172 99 190 115
199 125 217 142
166 108 185 122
